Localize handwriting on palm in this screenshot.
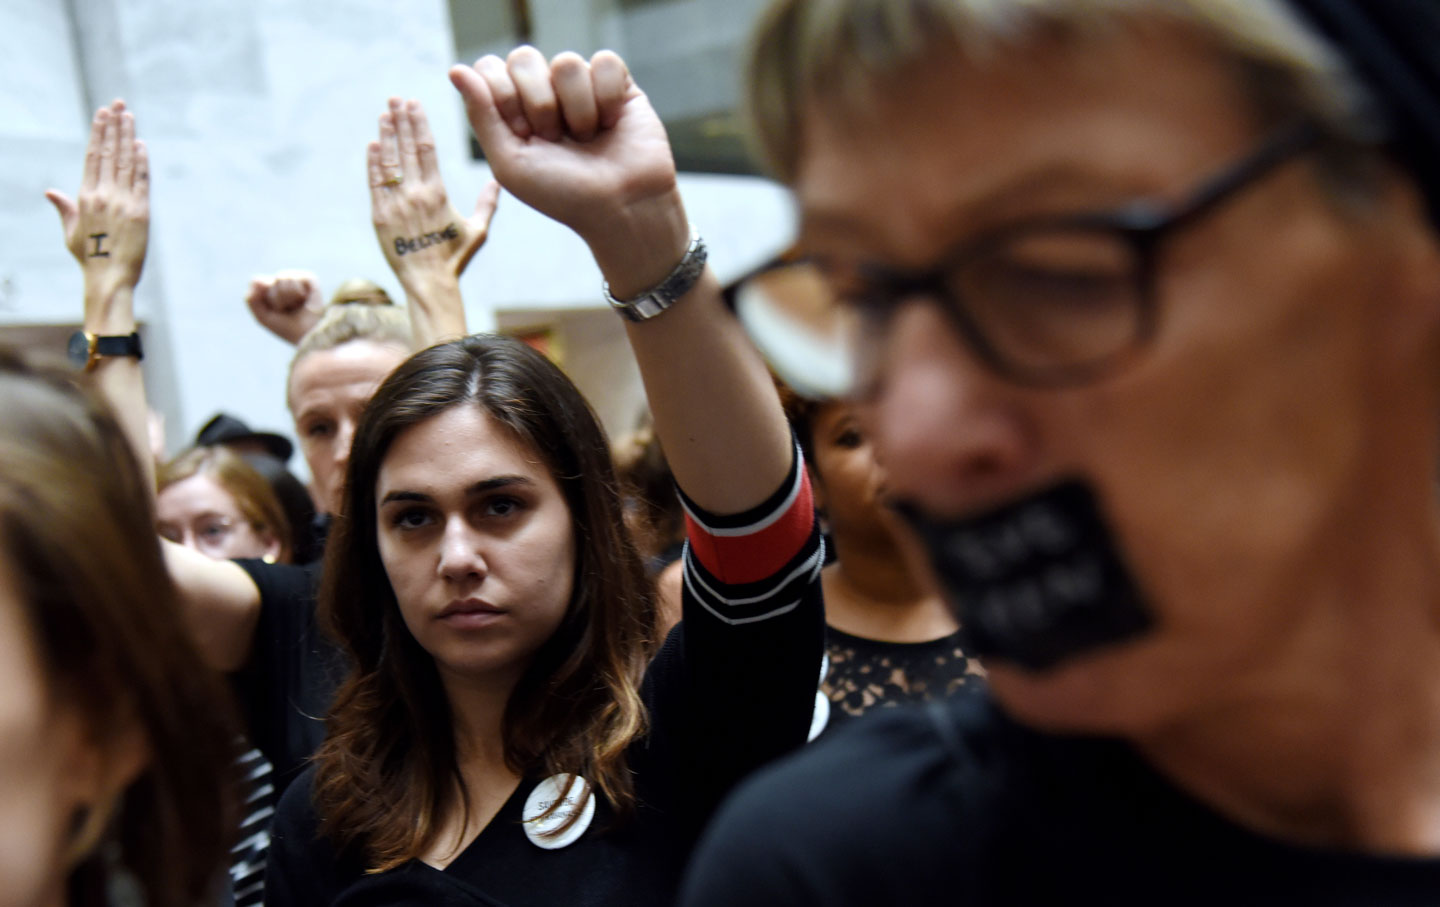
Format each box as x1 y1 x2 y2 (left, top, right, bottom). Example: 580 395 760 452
369 98 499 283
45 99 150 294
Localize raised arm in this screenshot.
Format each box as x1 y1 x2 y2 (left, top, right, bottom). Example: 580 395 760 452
453 53 822 824
46 100 262 672
369 97 500 347
46 100 154 484
451 49 791 514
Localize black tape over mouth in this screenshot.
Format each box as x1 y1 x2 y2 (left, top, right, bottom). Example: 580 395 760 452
894 480 1154 672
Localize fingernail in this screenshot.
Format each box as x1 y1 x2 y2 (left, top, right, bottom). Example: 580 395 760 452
510 117 531 135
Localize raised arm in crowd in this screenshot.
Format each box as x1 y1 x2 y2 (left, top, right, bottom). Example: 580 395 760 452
261 46 822 906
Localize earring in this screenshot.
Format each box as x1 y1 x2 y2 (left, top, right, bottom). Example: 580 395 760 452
262 553 277 564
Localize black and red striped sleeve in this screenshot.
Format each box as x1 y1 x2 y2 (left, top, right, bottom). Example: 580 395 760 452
642 439 826 831
680 438 824 627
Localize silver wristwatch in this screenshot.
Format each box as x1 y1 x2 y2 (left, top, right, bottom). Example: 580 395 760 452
603 233 708 322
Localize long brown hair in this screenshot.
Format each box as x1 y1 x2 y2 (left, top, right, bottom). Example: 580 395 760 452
0 349 236 907
314 334 657 870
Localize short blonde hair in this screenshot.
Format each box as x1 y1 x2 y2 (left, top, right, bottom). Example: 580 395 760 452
287 297 412 411
329 278 394 307
745 0 1376 184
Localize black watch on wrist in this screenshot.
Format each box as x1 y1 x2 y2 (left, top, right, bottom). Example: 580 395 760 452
67 330 144 372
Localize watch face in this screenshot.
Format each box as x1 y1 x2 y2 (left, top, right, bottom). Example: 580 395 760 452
67 331 92 369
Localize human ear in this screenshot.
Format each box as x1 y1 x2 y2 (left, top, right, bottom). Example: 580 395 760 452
260 532 283 565
60 708 149 867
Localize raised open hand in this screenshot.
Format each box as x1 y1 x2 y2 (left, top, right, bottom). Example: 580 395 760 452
450 48 689 297
245 269 325 345
45 99 150 305
370 97 500 293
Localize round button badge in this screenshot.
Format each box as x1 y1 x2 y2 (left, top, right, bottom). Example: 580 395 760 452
522 774 596 850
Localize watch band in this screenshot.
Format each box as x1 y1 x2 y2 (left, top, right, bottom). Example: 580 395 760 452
68 330 144 372
603 233 708 323
94 332 144 361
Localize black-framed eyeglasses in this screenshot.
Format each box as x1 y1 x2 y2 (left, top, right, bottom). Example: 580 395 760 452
729 121 1322 397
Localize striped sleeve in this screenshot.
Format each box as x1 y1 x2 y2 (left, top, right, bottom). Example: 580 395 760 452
678 439 825 626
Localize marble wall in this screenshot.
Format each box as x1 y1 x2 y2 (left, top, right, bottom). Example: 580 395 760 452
0 0 793 476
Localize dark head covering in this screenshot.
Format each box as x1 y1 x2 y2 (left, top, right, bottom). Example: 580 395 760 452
1287 0 1440 225
194 413 294 464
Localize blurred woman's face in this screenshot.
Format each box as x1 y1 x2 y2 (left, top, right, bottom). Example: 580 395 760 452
0 552 97 907
157 473 280 561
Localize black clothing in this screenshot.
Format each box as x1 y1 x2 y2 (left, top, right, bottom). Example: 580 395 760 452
223 559 338 907
232 559 343 794
817 626 984 737
266 455 825 907
234 453 321 565
683 694 1440 906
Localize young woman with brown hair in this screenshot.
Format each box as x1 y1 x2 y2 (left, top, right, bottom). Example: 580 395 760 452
42 96 500 907
263 48 823 905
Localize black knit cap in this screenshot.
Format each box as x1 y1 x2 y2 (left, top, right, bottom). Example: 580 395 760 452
1287 0 1440 226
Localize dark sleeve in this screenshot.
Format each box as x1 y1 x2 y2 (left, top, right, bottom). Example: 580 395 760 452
230 560 341 795
680 702 983 907
264 767 349 907
640 441 826 829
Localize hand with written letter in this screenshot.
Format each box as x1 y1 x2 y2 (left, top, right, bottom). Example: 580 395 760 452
44 99 154 488
370 97 499 297
449 47 690 299
245 269 325 345
45 99 150 318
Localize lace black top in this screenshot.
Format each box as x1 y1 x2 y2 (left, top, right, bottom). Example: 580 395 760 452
814 626 985 739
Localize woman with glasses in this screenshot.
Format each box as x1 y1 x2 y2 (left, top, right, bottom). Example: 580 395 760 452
157 445 294 565
686 0 1440 904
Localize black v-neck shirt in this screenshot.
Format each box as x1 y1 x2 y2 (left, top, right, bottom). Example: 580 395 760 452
266 453 826 907
232 558 341 795
681 693 1440 906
